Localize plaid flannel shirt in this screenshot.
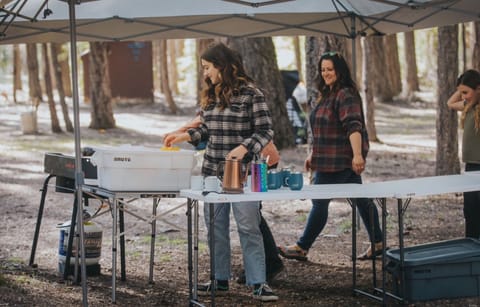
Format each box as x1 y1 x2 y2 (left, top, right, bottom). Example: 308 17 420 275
188 83 273 176
309 87 369 172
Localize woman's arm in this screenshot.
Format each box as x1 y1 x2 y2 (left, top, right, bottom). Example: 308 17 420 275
163 115 202 138
349 131 365 175
447 90 465 111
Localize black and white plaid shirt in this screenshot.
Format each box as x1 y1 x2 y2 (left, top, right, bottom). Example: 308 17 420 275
188 83 273 176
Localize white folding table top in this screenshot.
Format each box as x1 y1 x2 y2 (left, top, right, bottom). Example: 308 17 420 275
180 172 480 203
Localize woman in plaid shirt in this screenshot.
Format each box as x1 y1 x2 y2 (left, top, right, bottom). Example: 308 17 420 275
164 42 278 301
278 52 384 261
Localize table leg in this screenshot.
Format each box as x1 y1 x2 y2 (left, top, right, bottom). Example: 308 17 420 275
65 195 78 281
209 202 216 307
149 198 159 284
119 199 126 281
351 199 357 293
29 174 55 267
380 198 387 305
397 198 406 303
112 197 117 303
187 198 193 303
187 198 201 305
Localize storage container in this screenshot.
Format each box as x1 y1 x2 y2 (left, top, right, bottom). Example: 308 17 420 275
91 145 195 191
57 219 102 277
386 238 480 302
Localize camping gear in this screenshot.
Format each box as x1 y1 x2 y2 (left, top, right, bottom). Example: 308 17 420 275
57 219 102 277
90 145 195 191
386 238 480 302
251 157 268 192
217 156 248 194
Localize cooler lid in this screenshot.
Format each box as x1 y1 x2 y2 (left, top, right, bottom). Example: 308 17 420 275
386 238 480 266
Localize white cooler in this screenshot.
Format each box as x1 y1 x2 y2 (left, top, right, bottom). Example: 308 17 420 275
90 145 195 191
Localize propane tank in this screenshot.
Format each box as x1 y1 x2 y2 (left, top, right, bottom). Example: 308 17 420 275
57 218 102 275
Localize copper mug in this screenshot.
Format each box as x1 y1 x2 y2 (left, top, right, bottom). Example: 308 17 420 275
217 157 249 194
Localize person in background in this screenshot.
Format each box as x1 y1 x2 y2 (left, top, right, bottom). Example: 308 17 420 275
164 117 284 284
163 42 278 302
447 69 480 239
278 51 384 261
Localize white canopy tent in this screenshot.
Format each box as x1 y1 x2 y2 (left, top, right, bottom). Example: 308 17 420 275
1 1 478 306
1 0 479 43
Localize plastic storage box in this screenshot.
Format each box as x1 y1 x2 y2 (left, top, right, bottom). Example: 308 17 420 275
386 238 480 302
91 146 195 191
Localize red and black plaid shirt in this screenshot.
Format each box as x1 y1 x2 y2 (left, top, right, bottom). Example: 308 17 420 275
309 87 369 172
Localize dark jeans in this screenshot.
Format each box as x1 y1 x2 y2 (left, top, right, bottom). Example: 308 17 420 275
464 163 480 238
259 204 283 273
297 169 383 250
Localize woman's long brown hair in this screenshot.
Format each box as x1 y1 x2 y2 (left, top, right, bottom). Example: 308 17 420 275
199 43 253 110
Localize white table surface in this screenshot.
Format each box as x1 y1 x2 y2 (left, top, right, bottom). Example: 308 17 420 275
180 172 480 202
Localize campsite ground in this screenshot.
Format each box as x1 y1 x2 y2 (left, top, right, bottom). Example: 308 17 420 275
1 94 480 306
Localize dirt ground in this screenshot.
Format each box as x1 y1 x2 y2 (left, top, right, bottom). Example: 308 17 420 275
1 95 480 306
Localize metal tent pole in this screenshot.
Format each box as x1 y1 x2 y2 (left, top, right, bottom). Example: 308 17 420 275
68 0 88 306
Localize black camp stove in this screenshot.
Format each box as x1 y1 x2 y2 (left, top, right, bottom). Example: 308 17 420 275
30 151 101 280
43 152 97 193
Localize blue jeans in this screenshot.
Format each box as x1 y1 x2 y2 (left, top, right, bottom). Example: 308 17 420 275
464 163 480 238
297 169 383 250
204 201 265 285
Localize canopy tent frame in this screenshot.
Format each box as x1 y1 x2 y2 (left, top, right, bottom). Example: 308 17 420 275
1 1 479 306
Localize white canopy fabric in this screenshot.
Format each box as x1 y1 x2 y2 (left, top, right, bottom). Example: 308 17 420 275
1 0 479 44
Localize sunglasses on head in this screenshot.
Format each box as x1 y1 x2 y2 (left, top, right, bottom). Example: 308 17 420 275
322 51 338 56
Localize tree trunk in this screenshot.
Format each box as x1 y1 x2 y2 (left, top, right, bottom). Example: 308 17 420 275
363 37 379 142
370 35 393 102
160 40 177 114
293 36 303 81
88 42 116 129
196 39 216 106
51 43 74 132
436 25 460 175
305 37 322 111
152 41 163 98
57 44 72 97
26 43 42 107
41 43 62 133
473 21 480 71
13 44 22 103
168 40 179 95
404 31 420 98
228 37 295 149
384 34 402 97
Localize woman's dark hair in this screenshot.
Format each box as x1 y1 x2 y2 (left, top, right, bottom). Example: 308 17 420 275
200 42 253 109
315 52 357 97
456 69 480 89
458 69 480 131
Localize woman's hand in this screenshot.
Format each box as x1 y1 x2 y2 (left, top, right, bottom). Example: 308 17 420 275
304 152 313 171
163 132 191 147
352 154 365 175
227 145 248 160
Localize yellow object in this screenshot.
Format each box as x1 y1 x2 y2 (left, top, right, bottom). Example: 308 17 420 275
161 146 180 151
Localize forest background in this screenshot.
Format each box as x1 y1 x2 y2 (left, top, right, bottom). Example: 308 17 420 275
1 21 479 175
1 17 480 306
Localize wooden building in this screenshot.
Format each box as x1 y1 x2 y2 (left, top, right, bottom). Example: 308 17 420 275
81 41 153 103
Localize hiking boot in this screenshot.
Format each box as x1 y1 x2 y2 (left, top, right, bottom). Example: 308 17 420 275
253 283 279 302
278 244 308 261
197 280 229 296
